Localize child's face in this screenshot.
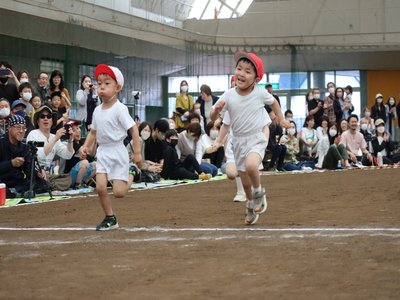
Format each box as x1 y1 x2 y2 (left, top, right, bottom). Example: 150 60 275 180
96 74 120 102
234 60 257 90
51 96 61 108
31 96 41 109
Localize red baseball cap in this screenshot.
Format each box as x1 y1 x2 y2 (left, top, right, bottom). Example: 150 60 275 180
234 51 264 80
94 64 124 89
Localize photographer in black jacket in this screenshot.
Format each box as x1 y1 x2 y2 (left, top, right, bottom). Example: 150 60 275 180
0 115 46 198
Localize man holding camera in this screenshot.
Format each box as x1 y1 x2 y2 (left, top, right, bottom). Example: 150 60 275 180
0 115 46 198
0 61 19 106
26 105 74 170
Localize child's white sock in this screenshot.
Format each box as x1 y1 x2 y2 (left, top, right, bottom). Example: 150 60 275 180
253 186 262 194
235 177 244 193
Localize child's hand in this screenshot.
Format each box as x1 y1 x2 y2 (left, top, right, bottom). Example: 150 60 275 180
279 119 290 129
79 146 88 160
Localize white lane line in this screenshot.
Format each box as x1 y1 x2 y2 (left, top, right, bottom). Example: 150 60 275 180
1 233 400 246
0 226 400 232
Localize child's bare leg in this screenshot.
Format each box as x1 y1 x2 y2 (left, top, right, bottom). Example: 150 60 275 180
225 162 238 180
96 173 113 216
245 152 262 189
112 178 130 198
238 171 252 200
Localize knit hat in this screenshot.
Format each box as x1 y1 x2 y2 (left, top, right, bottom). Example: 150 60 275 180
94 64 124 89
234 51 265 80
7 114 26 126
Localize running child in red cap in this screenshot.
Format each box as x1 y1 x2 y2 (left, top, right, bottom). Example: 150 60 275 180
80 64 142 231
212 51 289 225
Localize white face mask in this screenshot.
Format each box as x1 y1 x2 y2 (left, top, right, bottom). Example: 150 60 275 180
389 100 395 105
329 129 337 137
314 94 320 99
377 126 385 134
360 123 368 131
365 111 371 118
328 87 335 94
0 107 10 118
287 128 296 136
286 117 293 122
209 129 219 140
141 131 150 141
20 78 29 84
22 92 32 101
376 98 383 104
181 85 188 92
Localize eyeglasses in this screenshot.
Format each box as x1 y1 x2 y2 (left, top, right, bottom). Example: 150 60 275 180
12 125 26 131
39 114 52 119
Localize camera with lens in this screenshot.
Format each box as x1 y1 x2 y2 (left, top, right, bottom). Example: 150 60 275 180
27 141 45 148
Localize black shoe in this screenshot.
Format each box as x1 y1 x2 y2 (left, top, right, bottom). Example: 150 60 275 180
96 215 119 231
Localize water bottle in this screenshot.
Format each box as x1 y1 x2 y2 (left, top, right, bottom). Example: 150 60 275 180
377 152 383 166
337 160 342 169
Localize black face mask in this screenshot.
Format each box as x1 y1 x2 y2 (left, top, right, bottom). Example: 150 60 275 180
168 140 178 147
0 77 8 84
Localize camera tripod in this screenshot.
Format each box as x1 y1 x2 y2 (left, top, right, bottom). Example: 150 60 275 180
23 145 53 201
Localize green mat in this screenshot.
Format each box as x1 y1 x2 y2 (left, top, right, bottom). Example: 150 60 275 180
2 194 71 208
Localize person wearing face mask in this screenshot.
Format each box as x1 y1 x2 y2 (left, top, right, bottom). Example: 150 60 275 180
144 118 169 167
307 87 324 128
198 120 225 169
359 119 373 153
334 87 353 122
16 70 30 86
323 82 336 124
196 84 219 129
0 98 11 136
161 129 211 181
371 119 399 164
175 80 194 133
128 121 162 174
0 61 20 107
360 107 375 134
386 96 397 141
371 93 387 124
15 82 34 117
321 122 351 169
177 122 218 177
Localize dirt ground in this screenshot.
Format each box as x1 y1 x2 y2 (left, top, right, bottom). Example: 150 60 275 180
0 168 399 300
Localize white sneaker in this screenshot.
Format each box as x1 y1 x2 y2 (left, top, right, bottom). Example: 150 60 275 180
233 192 246 202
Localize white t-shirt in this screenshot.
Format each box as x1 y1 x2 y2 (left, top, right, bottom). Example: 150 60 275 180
91 100 135 145
220 85 274 137
26 129 74 168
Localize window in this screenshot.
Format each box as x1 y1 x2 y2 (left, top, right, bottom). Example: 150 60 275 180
40 60 64 74
268 72 308 90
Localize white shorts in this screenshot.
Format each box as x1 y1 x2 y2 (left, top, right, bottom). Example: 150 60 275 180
96 143 129 182
233 131 269 172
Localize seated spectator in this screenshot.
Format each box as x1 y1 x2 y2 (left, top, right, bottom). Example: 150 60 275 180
0 98 11 136
177 122 218 176
360 107 375 134
340 114 373 166
315 116 330 168
300 115 318 157
64 120 96 188
188 106 204 133
359 118 373 153
338 118 349 135
371 119 400 164
198 120 225 169
0 61 19 106
144 118 169 166
26 105 74 170
161 129 211 181
0 115 46 197
322 122 351 170
266 111 286 171
127 121 162 174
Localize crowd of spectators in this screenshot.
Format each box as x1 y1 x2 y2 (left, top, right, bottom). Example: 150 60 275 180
1 59 400 199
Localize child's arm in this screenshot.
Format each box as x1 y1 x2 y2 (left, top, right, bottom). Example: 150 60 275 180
80 129 96 159
210 99 225 121
214 122 230 148
270 99 290 129
129 125 143 168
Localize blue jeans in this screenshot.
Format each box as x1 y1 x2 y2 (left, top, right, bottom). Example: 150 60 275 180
200 162 218 177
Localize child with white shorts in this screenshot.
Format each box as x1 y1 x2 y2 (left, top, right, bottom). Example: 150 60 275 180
80 64 142 231
212 51 289 225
